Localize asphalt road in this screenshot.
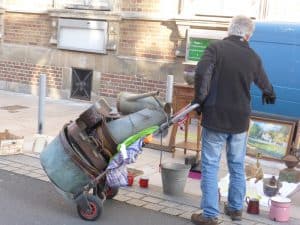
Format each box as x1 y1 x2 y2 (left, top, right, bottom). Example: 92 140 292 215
0 169 191 225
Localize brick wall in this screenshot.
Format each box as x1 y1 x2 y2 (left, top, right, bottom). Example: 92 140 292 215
4 13 52 46
119 20 177 60
0 60 63 89
99 73 166 98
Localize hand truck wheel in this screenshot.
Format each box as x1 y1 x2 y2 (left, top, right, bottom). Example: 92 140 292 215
103 186 119 199
94 183 119 200
77 195 103 221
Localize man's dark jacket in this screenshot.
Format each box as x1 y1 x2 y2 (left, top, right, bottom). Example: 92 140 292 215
194 35 274 133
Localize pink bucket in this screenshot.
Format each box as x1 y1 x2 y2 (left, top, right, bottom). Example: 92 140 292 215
268 197 291 222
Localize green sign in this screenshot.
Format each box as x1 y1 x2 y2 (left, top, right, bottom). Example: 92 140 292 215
187 38 210 62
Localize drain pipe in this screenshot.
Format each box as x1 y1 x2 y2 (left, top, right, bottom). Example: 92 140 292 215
38 74 46 134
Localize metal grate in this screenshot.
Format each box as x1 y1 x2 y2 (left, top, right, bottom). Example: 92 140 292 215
70 68 93 101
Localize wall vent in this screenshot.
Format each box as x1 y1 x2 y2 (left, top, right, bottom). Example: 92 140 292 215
70 68 93 101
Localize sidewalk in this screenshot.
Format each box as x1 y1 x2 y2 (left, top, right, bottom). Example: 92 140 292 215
0 90 299 225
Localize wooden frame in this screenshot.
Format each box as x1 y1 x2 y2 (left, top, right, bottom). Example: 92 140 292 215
247 115 296 161
295 120 300 149
294 121 300 161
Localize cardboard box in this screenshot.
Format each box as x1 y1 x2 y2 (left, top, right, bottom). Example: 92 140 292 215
0 130 24 155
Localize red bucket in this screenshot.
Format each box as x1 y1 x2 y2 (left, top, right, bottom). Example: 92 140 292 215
127 174 134 186
139 177 149 188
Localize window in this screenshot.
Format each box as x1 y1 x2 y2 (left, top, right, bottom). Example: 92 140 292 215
4 0 53 12
180 0 300 22
266 0 300 22
54 0 111 10
180 0 261 18
3 0 112 12
57 18 108 53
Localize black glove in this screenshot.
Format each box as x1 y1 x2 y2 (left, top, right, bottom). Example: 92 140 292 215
191 99 202 115
262 92 276 104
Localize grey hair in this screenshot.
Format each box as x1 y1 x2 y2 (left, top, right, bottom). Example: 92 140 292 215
228 15 255 38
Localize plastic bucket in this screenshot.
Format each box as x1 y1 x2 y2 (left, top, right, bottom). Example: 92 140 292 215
161 163 190 196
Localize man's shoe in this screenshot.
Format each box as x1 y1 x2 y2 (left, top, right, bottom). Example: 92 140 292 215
191 213 218 225
224 204 242 221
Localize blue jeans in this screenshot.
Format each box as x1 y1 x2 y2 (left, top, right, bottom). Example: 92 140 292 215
200 127 247 218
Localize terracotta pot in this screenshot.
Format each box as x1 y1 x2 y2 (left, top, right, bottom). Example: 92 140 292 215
282 155 299 169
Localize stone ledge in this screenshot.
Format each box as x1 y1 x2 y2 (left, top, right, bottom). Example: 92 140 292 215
48 9 121 21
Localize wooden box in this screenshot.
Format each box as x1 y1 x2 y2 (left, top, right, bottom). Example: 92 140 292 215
0 130 24 155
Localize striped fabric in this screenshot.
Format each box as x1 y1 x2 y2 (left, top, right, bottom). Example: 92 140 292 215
106 139 143 187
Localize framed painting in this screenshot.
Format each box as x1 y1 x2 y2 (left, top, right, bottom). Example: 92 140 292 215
247 116 296 161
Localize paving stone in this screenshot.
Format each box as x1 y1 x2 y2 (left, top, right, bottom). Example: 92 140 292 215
12 169 28 175
7 163 23 168
248 213 284 225
174 204 199 212
23 166 40 171
142 196 162 204
118 188 130 195
0 160 13 165
160 207 183 216
159 200 180 208
33 169 46 175
126 199 147 207
260 219 300 225
126 192 144 199
142 203 165 211
289 218 300 225
37 176 50 182
219 214 233 222
220 221 235 225
179 211 194 219
112 195 131 202
233 220 256 225
0 164 7 168
26 173 42 178
3 166 17 171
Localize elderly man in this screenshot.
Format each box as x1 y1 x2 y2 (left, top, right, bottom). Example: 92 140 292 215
191 15 276 225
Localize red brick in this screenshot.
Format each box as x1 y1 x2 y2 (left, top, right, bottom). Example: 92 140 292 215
3 12 51 46
99 72 166 99
0 60 63 89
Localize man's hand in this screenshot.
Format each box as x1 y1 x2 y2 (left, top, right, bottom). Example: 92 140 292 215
191 99 202 115
262 92 276 104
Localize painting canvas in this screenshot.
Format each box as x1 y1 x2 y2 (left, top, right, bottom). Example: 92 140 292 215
247 117 295 160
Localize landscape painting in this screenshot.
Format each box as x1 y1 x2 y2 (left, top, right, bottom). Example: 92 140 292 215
247 117 295 160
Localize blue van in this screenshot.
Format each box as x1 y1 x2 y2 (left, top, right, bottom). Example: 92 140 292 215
250 22 300 118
